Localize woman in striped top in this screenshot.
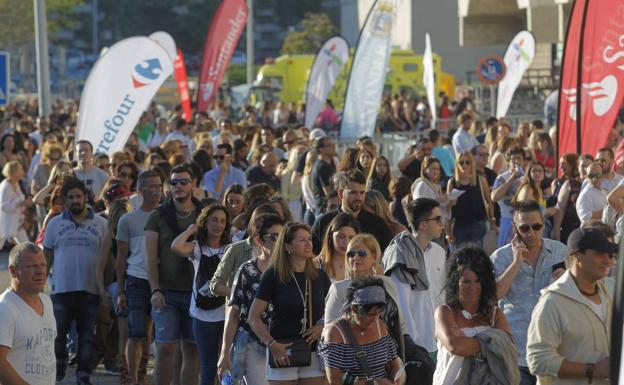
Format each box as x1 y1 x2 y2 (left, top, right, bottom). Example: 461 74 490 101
319 277 406 385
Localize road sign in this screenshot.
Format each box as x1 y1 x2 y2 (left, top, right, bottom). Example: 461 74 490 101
0 52 9 106
477 54 506 85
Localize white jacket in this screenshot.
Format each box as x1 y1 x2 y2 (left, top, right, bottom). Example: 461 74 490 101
526 271 613 385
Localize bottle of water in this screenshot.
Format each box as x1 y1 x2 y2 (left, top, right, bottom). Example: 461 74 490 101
221 371 233 385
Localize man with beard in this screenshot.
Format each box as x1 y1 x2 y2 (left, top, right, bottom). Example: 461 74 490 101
145 164 203 385
43 177 108 385
311 169 393 254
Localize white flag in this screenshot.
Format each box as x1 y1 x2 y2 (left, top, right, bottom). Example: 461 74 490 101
423 33 436 126
496 31 535 118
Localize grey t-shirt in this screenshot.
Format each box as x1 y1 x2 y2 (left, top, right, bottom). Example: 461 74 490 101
116 208 152 280
73 167 110 197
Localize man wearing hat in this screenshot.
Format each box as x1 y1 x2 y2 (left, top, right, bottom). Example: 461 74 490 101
527 227 616 385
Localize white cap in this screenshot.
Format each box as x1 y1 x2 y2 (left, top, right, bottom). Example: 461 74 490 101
309 128 327 141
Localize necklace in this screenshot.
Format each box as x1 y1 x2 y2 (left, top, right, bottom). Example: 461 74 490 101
176 210 192 219
461 310 476 320
350 317 366 336
572 275 598 296
291 272 308 335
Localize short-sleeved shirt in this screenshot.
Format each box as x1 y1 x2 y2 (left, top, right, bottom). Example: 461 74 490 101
256 267 331 341
144 205 199 292
116 208 153 280
43 209 108 295
576 185 607 223
0 290 57 385
311 159 335 209
229 258 272 345
246 165 280 191
203 166 248 199
490 238 568 366
73 167 110 197
493 170 522 218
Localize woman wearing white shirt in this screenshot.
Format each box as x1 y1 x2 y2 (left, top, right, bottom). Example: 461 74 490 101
411 157 449 220
0 161 30 246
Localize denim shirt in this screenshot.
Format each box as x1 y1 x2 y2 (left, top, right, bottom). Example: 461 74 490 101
490 238 568 367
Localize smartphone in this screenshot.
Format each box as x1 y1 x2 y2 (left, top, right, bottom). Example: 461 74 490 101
515 164 524 176
552 262 566 273
512 225 526 246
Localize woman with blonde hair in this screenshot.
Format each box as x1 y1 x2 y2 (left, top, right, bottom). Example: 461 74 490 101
364 190 407 236
0 160 30 246
446 152 495 248
317 213 360 282
248 222 330 385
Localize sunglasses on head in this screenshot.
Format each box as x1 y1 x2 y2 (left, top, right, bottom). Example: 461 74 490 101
516 223 544 233
347 250 369 258
355 303 384 315
170 178 191 186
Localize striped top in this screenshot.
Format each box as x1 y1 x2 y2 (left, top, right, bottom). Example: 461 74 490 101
318 323 398 379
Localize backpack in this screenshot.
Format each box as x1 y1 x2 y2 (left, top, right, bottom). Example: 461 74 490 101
194 248 225 310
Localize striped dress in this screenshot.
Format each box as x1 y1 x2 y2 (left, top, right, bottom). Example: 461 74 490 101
318 320 398 379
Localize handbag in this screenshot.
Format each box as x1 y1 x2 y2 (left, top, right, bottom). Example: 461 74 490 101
268 278 313 368
337 319 375 385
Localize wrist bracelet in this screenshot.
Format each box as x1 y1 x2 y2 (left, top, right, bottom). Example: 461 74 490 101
585 363 594 384
267 339 276 349
151 288 163 296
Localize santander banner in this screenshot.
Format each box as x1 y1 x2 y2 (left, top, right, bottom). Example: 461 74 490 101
197 0 248 112
341 0 397 139
76 36 174 156
174 49 192 122
496 31 535 119
558 0 624 156
304 36 349 129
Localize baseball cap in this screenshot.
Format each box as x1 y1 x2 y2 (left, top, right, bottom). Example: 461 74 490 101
567 228 619 254
308 128 326 141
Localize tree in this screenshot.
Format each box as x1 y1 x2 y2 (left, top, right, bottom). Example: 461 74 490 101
280 13 337 55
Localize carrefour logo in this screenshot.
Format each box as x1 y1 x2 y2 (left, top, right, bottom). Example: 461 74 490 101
132 58 162 88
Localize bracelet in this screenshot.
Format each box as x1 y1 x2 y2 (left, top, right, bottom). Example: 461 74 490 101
585 363 595 384
151 288 163 296
267 339 276 349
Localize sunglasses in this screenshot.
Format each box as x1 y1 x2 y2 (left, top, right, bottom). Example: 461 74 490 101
459 160 471 166
516 223 544 233
422 215 442 223
263 233 280 242
477 153 489 157
170 178 192 186
588 173 602 179
355 303 384 315
120 172 134 178
347 250 369 258
214 155 226 160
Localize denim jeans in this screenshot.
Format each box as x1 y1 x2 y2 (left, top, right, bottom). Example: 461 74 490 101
519 366 537 385
193 318 224 385
151 289 195 343
52 291 100 380
454 220 487 248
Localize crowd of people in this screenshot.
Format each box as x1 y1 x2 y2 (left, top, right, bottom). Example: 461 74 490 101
0 96 621 385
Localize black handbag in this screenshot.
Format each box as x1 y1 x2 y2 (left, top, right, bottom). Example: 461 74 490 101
268 278 313 368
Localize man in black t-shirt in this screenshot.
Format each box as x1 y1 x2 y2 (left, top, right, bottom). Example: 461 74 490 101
397 137 433 182
311 136 336 213
246 152 280 191
311 170 393 254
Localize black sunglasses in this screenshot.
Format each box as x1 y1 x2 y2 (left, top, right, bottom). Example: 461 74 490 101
516 223 544 233
347 250 369 258
459 160 471 166
170 178 192 186
422 215 442 223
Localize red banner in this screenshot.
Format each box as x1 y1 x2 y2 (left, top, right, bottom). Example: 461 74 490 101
558 0 624 158
174 49 192 122
197 0 248 112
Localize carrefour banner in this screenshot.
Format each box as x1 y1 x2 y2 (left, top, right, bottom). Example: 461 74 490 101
341 0 397 139
197 0 248 112
76 36 174 156
558 0 624 157
496 31 535 118
304 36 349 129
423 33 436 125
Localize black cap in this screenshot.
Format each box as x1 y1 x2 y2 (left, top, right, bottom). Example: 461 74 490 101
567 228 619 254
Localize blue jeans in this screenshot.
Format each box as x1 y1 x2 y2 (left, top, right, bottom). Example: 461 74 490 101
520 366 536 385
52 291 99 380
193 319 224 385
126 276 152 339
454 220 487 248
151 289 195 344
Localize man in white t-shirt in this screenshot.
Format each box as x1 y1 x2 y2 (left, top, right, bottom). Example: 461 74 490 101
0 242 57 385
73 140 110 198
576 162 608 226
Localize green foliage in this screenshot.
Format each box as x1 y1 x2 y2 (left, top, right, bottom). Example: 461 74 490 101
280 13 337 55
225 63 258 85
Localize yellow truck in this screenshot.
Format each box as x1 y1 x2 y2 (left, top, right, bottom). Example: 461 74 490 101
254 49 455 107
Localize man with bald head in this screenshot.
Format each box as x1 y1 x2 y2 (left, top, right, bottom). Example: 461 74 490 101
576 162 608 226
246 152 281 190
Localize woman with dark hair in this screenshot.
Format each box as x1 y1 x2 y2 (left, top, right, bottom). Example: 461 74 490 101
319 275 406 385
223 184 245 221
551 154 581 243
0 133 25 176
411 157 448 223
192 148 214 176
367 156 391 201
270 196 294 223
317 213 361 282
171 203 232 385
356 149 374 177
115 160 139 193
534 132 555 177
389 176 411 228
433 247 513 385
248 222 330 385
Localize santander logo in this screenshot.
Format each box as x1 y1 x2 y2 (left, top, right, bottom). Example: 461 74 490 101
132 58 163 88
563 75 618 120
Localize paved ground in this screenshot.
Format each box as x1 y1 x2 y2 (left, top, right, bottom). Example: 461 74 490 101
0 250 155 385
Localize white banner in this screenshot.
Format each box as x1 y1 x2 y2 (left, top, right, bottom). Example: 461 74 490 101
76 36 175 156
496 31 535 118
423 33 436 126
304 36 349 129
341 0 397 139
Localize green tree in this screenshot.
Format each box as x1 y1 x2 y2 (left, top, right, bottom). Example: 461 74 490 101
280 13 337 55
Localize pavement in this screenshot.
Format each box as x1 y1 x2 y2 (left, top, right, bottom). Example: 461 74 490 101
0 250 155 385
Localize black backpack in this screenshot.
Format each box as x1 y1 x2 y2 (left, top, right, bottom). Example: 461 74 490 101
194 250 225 310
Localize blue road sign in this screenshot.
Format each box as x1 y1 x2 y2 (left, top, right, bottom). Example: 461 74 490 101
0 52 8 106
477 54 506 85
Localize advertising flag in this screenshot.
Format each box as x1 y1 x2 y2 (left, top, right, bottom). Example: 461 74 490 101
304 36 349 129
76 36 174 156
341 0 397 139
174 49 192 122
496 31 535 118
423 33 436 126
557 0 624 157
197 0 248 112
